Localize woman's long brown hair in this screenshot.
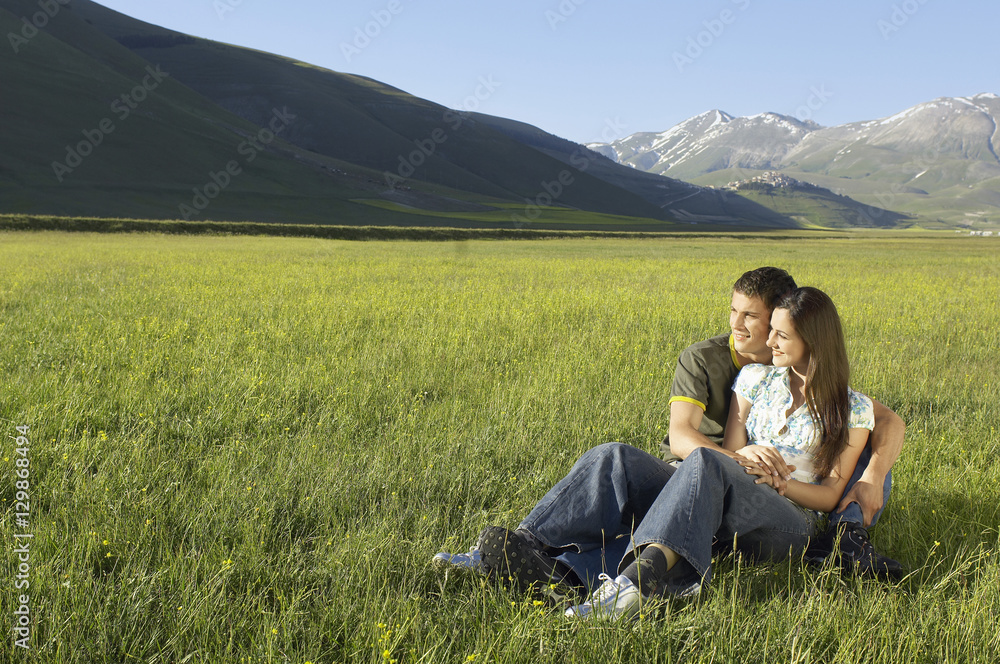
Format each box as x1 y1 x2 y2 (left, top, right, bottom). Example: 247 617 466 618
775 287 851 478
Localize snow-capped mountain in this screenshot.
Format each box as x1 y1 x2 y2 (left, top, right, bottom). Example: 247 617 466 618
588 94 1000 223
786 94 1000 174
587 109 818 179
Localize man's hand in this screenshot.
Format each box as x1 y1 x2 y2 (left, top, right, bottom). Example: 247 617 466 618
739 463 785 495
733 448 795 495
835 476 883 527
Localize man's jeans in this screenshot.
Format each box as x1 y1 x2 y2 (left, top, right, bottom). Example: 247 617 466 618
518 442 676 590
829 443 892 528
518 442 891 593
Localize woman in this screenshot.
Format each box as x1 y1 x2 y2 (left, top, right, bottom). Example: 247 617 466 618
566 287 874 619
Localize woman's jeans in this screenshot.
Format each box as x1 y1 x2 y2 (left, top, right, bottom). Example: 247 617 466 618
518 442 890 594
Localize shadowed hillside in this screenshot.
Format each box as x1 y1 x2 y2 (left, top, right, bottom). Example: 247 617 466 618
1 0 799 229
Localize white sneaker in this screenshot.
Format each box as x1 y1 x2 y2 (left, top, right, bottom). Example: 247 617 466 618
565 574 643 620
431 548 485 573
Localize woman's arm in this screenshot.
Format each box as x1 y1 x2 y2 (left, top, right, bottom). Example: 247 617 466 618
753 426 870 512
725 392 795 491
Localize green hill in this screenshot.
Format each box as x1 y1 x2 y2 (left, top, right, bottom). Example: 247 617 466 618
691 172 916 228
0 0 797 230
0 0 424 225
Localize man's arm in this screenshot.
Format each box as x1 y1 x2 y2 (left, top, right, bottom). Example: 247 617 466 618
835 398 905 525
669 399 791 482
668 400 737 460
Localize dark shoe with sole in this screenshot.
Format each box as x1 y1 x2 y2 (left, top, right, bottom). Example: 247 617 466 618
809 522 904 581
804 526 835 565
839 523 905 580
477 526 575 596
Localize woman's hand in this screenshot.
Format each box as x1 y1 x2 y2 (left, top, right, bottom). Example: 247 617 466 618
736 458 786 495
734 445 795 494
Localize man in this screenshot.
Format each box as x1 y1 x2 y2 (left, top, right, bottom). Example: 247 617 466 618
433 267 905 599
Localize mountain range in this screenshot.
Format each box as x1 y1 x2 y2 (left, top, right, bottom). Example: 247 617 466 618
588 96 1000 226
1 0 992 230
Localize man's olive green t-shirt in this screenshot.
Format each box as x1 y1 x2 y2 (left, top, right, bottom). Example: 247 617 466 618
659 333 741 459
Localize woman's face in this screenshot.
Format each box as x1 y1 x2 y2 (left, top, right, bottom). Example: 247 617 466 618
768 308 809 373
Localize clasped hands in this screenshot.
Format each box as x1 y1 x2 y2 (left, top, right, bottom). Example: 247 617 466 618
734 445 795 495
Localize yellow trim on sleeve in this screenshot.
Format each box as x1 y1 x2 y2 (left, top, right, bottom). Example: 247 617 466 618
668 395 707 411
728 334 740 369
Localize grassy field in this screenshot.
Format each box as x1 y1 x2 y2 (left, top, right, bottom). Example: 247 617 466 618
2 231 999 663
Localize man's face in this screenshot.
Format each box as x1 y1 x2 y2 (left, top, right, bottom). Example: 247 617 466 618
730 291 772 358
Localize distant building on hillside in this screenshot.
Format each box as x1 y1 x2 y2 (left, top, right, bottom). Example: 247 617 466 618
724 171 817 191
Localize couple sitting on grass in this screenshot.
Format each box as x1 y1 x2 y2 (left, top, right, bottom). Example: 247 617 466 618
433 266 906 620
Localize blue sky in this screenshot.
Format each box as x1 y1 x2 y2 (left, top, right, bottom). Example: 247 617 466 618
93 0 999 144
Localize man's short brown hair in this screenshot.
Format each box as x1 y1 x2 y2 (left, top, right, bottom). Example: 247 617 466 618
732 267 797 309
